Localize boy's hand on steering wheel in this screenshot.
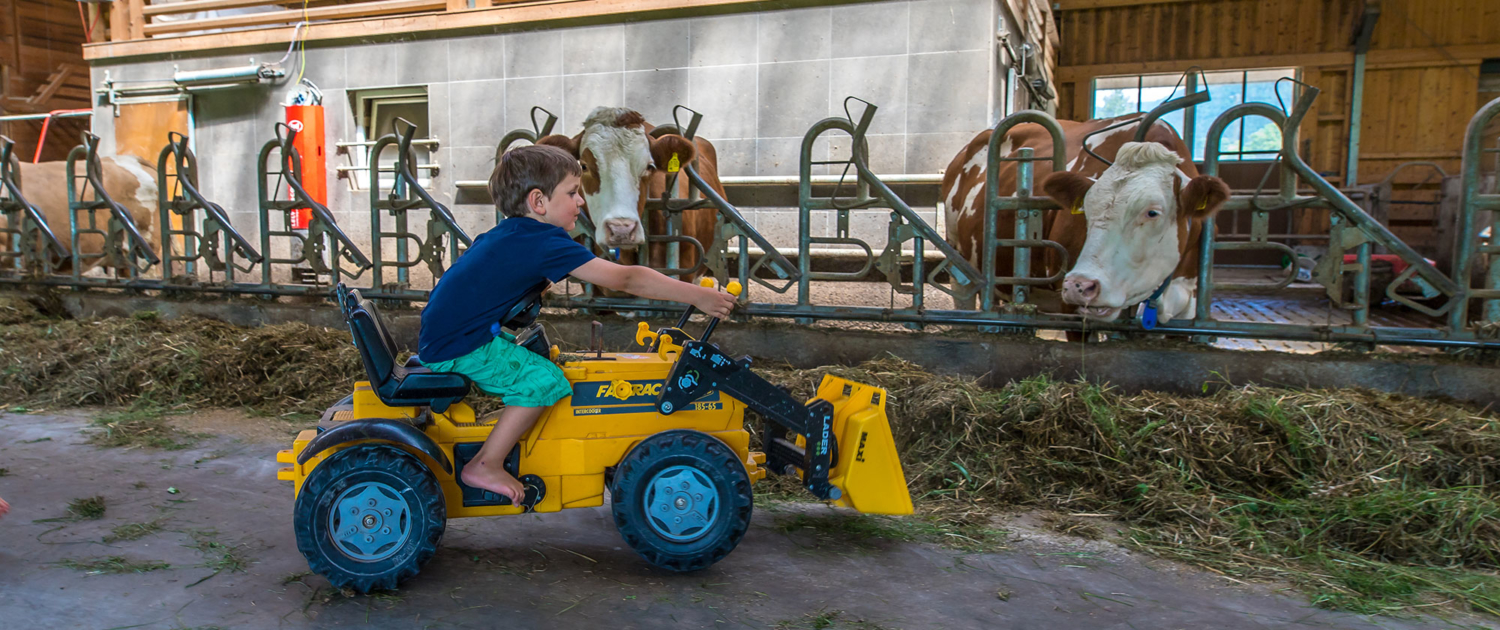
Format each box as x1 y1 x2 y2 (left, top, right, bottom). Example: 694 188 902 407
694 287 736 320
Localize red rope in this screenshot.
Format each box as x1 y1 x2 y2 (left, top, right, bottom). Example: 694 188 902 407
76 2 100 44
33 109 92 163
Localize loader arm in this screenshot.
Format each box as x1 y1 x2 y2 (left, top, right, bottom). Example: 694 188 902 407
657 340 843 502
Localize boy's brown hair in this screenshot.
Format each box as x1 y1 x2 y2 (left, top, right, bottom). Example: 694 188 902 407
490 144 583 219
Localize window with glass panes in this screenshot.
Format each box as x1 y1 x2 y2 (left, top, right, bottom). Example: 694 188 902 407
1091 68 1297 161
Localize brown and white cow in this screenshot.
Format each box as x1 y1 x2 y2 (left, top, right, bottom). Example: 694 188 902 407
2 155 159 275
940 115 1229 325
536 107 722 275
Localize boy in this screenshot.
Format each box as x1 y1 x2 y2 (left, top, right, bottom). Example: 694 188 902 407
418 145 735 504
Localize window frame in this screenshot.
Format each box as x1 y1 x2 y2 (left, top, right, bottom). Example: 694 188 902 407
1089 68 1299 162
346 86 432 191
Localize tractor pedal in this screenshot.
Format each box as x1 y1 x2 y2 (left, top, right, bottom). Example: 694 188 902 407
453 442 525 508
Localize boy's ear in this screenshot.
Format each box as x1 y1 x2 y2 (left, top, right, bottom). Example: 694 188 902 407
537 132 581 157
649 134 696 173
1042 171 1095 215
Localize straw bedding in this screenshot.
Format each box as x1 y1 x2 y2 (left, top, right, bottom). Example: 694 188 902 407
2 293 1496 615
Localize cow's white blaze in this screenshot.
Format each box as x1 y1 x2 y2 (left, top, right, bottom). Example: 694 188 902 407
579 107 653 246
1064 142 1186 320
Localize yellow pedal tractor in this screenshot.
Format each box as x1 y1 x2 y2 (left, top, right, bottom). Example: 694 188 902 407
277 279 912 592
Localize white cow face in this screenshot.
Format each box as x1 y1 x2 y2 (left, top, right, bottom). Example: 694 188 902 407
538 107 696 247
1045 141 1228 321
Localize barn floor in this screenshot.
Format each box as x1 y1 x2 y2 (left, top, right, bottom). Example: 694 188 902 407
0 410 1477 630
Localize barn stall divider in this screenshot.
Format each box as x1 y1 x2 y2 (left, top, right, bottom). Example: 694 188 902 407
1 89 1497 350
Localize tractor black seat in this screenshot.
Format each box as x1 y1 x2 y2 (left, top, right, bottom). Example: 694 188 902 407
342 287 470 413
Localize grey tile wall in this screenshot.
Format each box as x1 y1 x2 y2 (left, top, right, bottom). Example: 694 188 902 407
757 61 829 139
624 69 689 127
687 65 758 140
562 25 624 75
831 2 908 58
397 39 449 85
447 80 506 149
624 19 691 71
562 73 625 131
758 7 831 63
153 0 997 251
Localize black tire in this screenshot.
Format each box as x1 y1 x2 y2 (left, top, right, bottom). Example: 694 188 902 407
293 444 445 593
610 430 752 572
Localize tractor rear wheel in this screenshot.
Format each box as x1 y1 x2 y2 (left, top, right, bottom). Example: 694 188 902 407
610 430 752 572
293 444 445 593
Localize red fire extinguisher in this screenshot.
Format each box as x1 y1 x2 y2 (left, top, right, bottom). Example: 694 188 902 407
285 80 325 231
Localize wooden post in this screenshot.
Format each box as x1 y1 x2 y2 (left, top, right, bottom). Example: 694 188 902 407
110 0 130 42
129 0 145 39
446 0 467 11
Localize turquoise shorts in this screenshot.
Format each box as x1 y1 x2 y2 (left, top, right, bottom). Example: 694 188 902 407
422 333 572 407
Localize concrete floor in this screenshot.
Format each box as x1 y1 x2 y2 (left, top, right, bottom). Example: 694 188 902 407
0 410 1480 630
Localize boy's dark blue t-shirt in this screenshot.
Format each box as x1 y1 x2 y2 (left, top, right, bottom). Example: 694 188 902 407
418 217 595 363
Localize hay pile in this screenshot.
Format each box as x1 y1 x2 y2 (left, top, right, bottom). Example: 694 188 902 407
0 294 39 325
3 296 1497 615
0 301 360 413
765 357 1500 615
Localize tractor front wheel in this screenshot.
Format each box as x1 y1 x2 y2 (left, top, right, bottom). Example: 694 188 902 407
610 430 752 572
293 444 446 593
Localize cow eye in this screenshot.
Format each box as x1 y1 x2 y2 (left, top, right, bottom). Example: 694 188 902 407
645 163 657 174
1146 209 1161 218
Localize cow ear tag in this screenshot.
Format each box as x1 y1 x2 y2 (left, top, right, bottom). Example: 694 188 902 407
667 153 681 173
1070 201 1083 215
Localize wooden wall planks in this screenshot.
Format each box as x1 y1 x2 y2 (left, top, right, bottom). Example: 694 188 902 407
1 0 91 161
1056 0 1499 253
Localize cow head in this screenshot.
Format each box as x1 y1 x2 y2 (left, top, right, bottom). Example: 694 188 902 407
1044 142 1229 321
537 107 697 247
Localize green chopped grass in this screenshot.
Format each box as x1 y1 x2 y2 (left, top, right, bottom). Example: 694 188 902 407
87 407 198 450
58 556 170 574
104 519 167 543
66 496 107 520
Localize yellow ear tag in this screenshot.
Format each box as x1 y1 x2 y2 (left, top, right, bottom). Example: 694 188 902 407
1196 200 1208 211
1071 202 1084 215
667 153 681 173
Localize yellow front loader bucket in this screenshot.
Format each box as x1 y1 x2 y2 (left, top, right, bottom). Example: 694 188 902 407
812 375 913 515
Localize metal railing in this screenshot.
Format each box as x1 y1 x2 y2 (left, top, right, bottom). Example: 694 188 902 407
157 131 262 285
368 117 470 299
0 95 1497 349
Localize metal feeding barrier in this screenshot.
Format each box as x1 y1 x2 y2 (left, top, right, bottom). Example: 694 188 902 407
368 117 471 299
0 136 68 277
0 91 1497 349
67 132 161 283
256 122 372 294
158 131 263 286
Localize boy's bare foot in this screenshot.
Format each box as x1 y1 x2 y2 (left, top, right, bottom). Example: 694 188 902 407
0 496 9 520
461 461 524 504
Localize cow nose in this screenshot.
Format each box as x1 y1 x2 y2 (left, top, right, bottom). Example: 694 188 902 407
1061 274 1100 304
603 219 640 244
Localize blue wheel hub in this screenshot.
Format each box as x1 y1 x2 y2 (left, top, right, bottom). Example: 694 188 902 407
330 481 412 561
643 465 719 543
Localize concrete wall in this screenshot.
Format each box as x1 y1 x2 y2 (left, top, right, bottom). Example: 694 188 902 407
89 0 1003 287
